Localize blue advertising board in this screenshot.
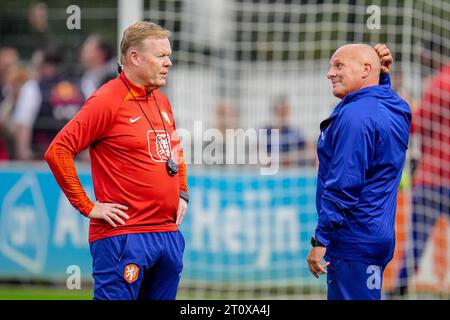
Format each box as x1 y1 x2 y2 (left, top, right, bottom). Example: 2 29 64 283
0 164 319 286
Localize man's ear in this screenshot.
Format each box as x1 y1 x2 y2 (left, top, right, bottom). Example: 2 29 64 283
362 63 372 78
129 49 139 66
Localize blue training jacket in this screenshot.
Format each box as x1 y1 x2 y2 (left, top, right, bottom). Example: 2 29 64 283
315 74 411 267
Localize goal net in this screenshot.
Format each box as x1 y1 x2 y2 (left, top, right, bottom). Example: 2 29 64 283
142 0 450 299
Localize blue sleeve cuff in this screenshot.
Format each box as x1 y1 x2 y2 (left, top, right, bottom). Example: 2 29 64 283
314 228 330 247
315 197 349 247
379 72 391 86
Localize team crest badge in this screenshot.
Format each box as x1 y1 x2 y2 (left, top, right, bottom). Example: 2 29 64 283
124 263 140 283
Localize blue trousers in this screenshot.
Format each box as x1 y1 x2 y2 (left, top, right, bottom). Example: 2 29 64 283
326 256 384 300
89 231 185 300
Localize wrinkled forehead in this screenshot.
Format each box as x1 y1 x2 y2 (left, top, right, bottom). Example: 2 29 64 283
140 37 172 52
142 37 170 48
330 48 358 65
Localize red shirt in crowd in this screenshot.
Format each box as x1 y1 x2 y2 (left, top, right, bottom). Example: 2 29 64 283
412 63 450 187
45 71 188 242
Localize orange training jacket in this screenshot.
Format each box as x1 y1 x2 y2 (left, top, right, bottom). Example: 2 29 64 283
45 71 188 242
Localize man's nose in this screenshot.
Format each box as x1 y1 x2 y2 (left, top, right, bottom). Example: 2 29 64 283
326 69 335 79
165 57 172 68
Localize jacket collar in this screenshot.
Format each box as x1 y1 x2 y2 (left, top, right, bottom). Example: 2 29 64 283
320 83 390 130
343 83 389 103
119 70 154 101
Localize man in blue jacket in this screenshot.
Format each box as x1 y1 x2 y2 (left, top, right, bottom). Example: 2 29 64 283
307 44 412 300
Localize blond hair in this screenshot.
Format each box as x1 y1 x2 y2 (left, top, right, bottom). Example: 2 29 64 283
120 21 171 64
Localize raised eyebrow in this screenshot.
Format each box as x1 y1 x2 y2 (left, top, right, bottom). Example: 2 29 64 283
331 59 344 66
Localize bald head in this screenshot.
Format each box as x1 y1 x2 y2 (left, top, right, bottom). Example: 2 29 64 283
334 44 381 72
327 43 381 99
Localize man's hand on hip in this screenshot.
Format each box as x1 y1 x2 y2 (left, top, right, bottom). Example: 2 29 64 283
88 201 129 227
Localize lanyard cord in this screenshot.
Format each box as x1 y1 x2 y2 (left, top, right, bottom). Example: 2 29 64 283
119 75 172 159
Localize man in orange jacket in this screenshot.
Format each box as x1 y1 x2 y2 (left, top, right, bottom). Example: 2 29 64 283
45 21 188 300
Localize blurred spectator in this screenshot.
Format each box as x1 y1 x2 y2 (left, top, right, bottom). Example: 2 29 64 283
215 100 239 135
0 65 29 159
391 69 414 106
420 37 450 79
203 101 240 165
0 47 22 160
0 47 19 102
13 49 84 160
264 96 311 167
27 2 57 55
391 69 421 177
80 34 116 99
0 137 7 160
394 56 450 296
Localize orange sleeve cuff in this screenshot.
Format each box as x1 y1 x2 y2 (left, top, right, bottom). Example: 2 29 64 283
178 146 188 194
45 142 94 217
